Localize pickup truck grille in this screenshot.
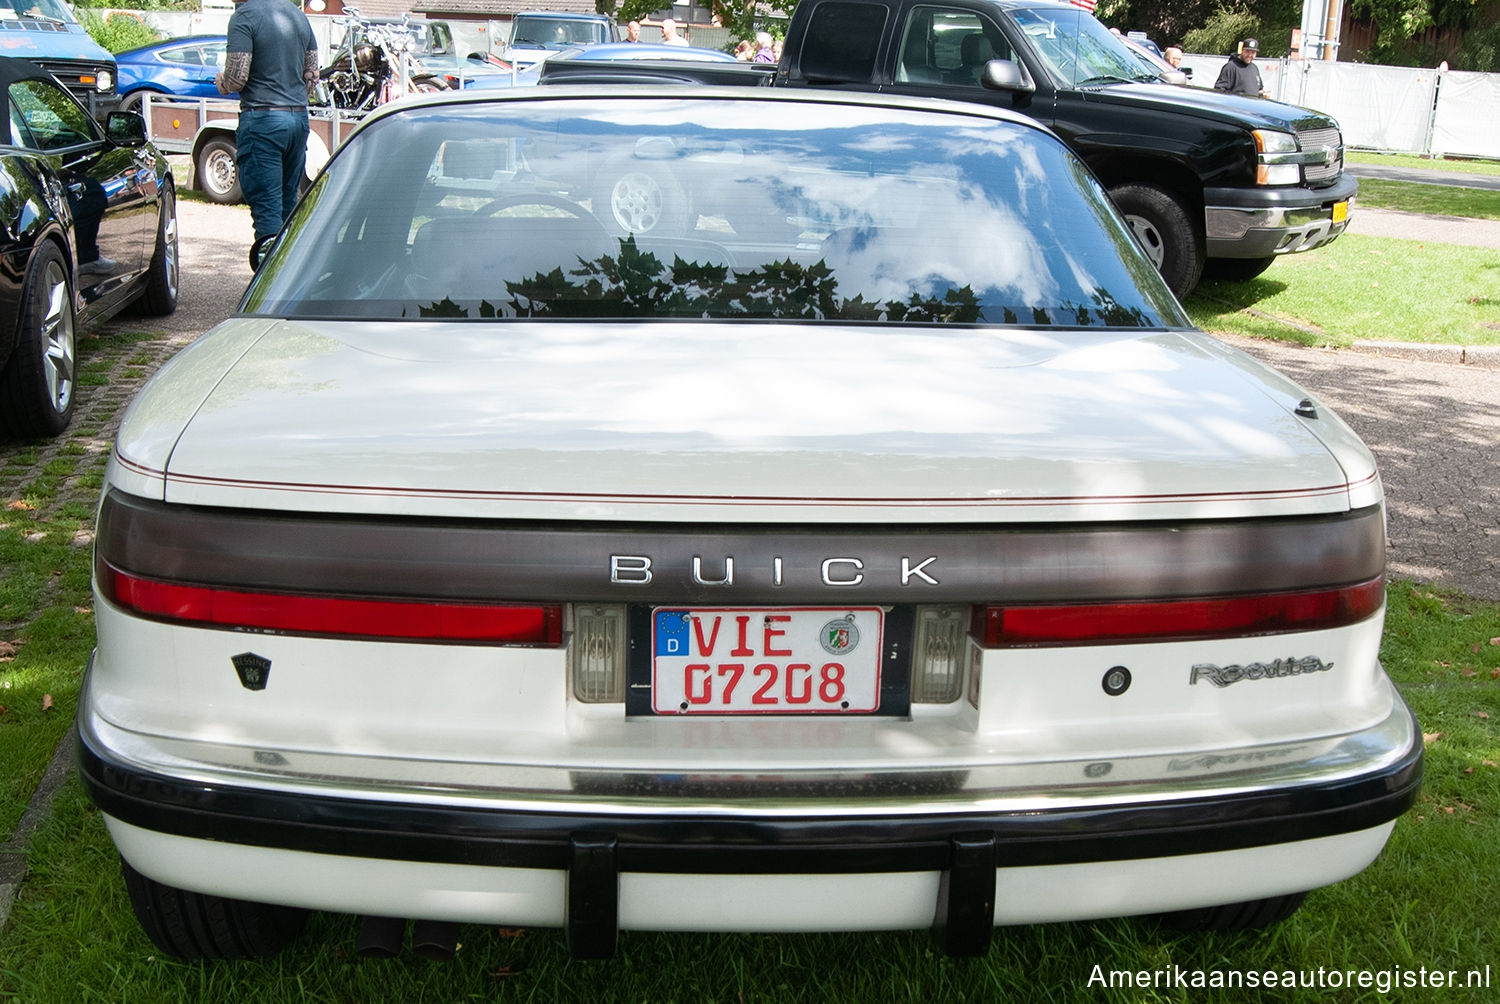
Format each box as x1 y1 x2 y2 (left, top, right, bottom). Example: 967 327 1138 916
1298 126 1343 185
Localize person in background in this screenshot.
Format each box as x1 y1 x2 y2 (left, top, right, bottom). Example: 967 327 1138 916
216 0 317 250
659 18 687 45
1163 45 1183 68
624 20 641 42
1214 38 1267 96
734 39 753 60
752 31 775 63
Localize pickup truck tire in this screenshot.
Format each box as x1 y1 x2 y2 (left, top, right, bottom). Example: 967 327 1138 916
132 182 179 317
0 242 75 438
1202 256 1276 282
1108 183 1203 299
196 137 243 205
593 161 689 237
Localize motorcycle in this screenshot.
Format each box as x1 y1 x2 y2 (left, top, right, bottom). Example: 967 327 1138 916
316 8 450 112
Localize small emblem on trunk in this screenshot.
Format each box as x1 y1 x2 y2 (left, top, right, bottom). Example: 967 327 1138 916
232 652 272 691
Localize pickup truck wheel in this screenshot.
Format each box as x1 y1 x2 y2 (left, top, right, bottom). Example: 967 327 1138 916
1202 256 1276 282
1109 184 1203 299
1151 891 1308 932
196 137 243 205
0 243 75 438
131 181 179 316
594 162 689 237
121 858 307 959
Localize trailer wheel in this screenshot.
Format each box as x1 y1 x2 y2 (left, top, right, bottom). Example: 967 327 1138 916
196 137 242 205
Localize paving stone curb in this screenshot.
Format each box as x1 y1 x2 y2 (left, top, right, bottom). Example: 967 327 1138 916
1350 340 1500 369
0 725 75 932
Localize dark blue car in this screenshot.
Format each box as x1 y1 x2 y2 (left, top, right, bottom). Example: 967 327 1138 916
115 35 231 111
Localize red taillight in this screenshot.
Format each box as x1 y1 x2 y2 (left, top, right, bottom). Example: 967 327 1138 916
102 565 562 645
973 577 1384 648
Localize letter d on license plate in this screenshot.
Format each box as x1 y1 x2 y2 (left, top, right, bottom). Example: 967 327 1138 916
652 607 883 714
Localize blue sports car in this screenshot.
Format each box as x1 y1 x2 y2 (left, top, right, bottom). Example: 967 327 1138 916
115 35 230 111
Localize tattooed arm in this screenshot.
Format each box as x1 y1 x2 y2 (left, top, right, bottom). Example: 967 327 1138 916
217 52 250 95
304 49 319 101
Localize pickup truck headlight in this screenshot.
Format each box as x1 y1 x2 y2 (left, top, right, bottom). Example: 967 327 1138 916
1253 129 1301 185
96 69 114 92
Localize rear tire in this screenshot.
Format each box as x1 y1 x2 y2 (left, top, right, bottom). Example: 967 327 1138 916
121 858 308 959
131 181 179 316
1109 183 1204 299
0 242 75 439
1202 256 1276 282
196 136 242 205
1152 891 1308 932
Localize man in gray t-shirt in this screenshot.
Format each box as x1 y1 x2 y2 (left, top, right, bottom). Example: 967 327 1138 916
216 0 318 250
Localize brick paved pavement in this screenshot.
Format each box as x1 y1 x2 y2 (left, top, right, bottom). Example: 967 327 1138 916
1221 334 1500 602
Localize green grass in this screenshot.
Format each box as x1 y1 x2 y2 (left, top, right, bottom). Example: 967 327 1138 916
1184 234 1500 347
0 328 165 840
1 581 1494 1002
1348 151 1500 177
1354 178 1500 220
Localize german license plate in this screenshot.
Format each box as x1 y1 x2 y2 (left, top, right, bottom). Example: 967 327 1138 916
652 607 884 714
1332 200 1348 223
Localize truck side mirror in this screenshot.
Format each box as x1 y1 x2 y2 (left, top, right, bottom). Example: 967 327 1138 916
979 59 1035 95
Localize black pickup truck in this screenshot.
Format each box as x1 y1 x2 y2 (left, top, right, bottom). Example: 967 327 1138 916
538 0 1355 298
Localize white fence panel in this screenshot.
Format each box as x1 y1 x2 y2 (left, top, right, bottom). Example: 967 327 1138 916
1291 61 1438 151
1430 71 1500 159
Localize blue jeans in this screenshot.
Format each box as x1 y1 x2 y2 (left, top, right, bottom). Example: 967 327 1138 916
237 109 310 239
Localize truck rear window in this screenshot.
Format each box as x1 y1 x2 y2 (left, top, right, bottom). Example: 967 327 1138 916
799 1 889 83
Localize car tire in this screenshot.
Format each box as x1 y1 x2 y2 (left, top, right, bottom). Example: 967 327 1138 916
0 242 76 439
121 858 308 959
131 181 179 316
1152 891 1309 932
196 136 243 205
118 90 156 115
1109 183 1204 299
592 160 689 237
1202 256 1277 283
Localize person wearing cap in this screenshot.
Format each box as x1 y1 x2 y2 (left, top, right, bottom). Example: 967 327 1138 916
1214 38 1267 96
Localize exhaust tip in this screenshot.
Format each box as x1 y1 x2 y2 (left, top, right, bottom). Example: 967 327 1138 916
354 915 406 959
412 919 461 961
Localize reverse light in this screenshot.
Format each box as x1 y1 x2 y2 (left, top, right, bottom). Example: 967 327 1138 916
1253 129 1300 185
973 578 1384 648
912 605 968 703
101 563 562 645
571 604 627 702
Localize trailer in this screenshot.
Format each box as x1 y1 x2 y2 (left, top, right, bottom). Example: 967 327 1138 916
140 95 367 204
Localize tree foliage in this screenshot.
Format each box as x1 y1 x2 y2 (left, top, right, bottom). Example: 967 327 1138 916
78 10 161 54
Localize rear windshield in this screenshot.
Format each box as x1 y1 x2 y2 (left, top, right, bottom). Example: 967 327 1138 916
244 95 1187 328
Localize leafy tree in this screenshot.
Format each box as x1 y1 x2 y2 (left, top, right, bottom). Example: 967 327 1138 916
78 10 161 54
1182 7 1266 55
